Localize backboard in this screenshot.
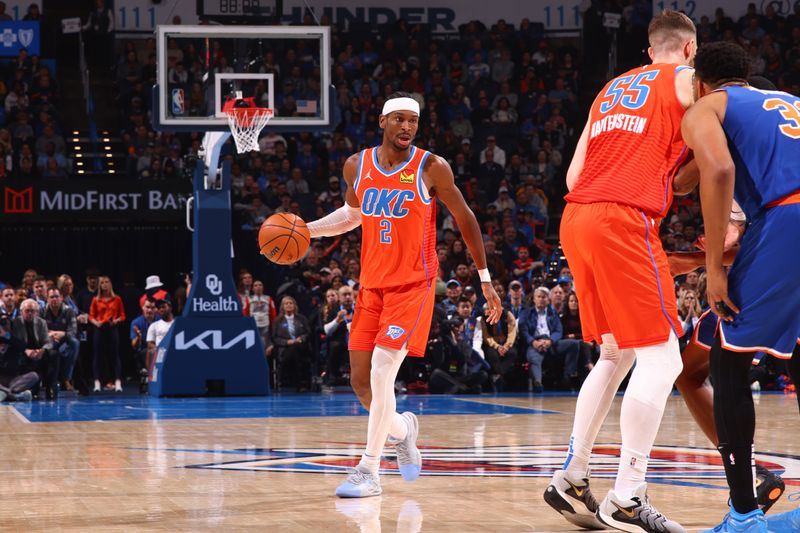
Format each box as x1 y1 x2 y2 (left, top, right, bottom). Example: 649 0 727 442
154 25 331 131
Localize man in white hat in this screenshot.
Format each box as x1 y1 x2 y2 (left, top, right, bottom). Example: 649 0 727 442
139 275 168 308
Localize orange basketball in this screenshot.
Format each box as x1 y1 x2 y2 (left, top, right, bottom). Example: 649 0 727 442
258 213 311 265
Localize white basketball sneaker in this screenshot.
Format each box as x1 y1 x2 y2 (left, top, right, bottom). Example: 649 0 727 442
543 469 605 529
597 482 685 533
335 465 382 498
393 412 422 481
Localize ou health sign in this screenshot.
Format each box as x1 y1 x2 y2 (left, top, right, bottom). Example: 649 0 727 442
0 21 39 56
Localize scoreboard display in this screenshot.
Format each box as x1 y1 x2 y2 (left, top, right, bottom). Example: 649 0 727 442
197 0 276 20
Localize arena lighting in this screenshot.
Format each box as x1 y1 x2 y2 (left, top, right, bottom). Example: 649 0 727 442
103 138 110 142
77 169 84 174
105 154 112 158
104 146 111 150
108 169 115 174
76 161 83 166
74 146 81 150
72 130 79 134
75 153 82 158
72 137 79 142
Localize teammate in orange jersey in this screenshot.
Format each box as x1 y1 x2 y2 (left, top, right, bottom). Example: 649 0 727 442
306 92 502 498
543 11 695 532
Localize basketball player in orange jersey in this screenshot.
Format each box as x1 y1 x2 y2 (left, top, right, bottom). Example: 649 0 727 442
543 11 695 532
306 92 502 498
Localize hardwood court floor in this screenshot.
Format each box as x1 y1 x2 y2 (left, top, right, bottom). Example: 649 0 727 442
0 392 797 532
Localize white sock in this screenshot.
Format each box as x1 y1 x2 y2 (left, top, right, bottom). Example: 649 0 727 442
614 331 682 498
564 334 636 478
389 412 408 441
357 344 408 475
358 453 381 475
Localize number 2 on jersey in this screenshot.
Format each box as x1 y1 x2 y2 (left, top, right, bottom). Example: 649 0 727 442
380 219 392 244
599 71 659 114
763 98 800 139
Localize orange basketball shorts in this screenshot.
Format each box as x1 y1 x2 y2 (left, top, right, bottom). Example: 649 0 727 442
349 278 436 357
559 202 683 349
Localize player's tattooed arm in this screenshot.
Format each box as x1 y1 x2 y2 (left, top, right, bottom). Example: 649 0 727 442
427 155 502 324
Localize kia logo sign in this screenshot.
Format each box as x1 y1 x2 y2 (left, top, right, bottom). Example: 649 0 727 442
175 330 256 350
4 186 33 213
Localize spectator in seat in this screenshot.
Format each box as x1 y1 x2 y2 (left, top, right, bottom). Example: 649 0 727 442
41 157 67 178
272 295 312 391
561 290 598 374
139 275 168 308
89 276 125 393
479 135 506 167
130 297 156 393
1 287 17 318
511 245 544 291
35 124 65 155
481 303 518 391
43 288 79 393
322 286 353 387
0 312 38 402
549 285 566 315
521 286 581 392
36 142 67 173
506 280 528 320
11 299 59 399
12 112 34 145
17 156 35 177
248 280 276 357
440 279 462 317
146 299 175 380
5 82 28 115
430 298 489 393
76 268 99 317
31 276 47 312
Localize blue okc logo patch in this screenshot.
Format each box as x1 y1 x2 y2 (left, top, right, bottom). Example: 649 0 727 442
385 325 405 339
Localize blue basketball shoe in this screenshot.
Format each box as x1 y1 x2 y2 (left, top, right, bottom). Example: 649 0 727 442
765 506 800 533
702 507 767 533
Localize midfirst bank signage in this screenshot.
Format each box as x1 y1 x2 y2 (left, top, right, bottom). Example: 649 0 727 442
2 179 191 223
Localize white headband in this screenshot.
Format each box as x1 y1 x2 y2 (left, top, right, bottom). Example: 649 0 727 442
382 97 420 117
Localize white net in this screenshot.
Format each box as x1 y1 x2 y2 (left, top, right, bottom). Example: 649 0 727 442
225 107 273 154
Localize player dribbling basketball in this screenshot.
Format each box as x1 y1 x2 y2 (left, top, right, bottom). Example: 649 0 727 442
306 92 502 497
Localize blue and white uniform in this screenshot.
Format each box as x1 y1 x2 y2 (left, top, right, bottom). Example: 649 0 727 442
716 85 800 359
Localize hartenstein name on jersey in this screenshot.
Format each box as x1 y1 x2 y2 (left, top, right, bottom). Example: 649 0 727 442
360 187 416 218
591 113 648 139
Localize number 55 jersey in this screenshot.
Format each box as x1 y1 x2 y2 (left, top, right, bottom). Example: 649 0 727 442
566 63 690 220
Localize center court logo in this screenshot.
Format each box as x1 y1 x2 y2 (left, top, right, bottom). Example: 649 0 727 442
163 444 800 483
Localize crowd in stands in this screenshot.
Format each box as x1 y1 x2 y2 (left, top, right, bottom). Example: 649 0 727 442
5 6 798 398
0 2 67 179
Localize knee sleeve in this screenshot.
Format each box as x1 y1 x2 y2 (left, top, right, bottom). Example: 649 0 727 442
627 331 683 408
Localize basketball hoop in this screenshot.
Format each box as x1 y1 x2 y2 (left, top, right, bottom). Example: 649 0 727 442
222 95 273 154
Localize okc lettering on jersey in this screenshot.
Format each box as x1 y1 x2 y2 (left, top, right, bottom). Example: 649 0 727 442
590 113 648 139
360 187 416 218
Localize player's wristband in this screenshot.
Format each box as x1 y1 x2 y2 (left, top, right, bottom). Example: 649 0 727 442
478 268 491 283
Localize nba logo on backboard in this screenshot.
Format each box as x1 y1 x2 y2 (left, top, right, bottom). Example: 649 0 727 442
171 88 185 115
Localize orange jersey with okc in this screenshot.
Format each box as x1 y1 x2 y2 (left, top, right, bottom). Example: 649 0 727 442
566 63 690 218
354 145 438 289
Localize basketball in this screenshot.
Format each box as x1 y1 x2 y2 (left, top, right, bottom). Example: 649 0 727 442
258 213 311 265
